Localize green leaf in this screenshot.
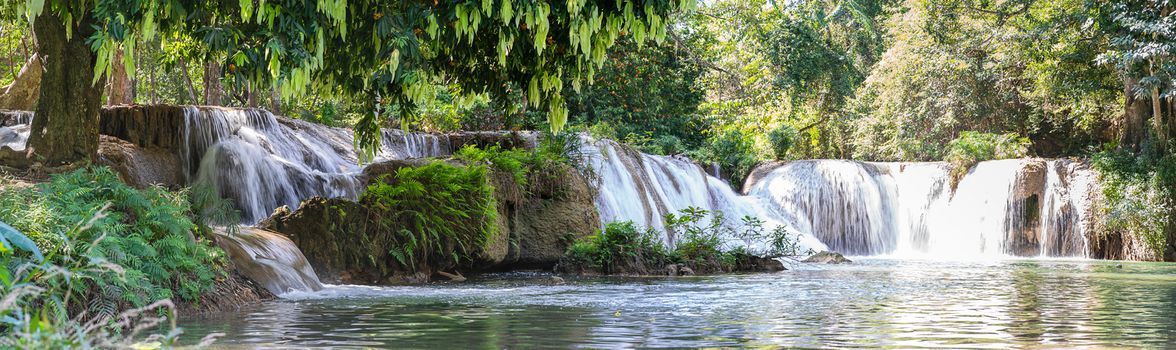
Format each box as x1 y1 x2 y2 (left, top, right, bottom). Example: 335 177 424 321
0 221 43 262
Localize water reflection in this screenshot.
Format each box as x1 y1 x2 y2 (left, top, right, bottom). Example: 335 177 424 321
183 259 1176 349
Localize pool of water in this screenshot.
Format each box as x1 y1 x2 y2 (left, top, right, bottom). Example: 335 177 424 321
183 259 1176 349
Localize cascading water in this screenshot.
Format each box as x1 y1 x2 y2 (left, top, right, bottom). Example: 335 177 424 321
179 106 452 223
0 110 32 151
215 227 324 294
0 107 1101 260
582 138 828 251
747 159 1097 258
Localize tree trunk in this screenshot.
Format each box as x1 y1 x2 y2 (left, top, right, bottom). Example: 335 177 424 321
0 54 42 111
203 61 222 105
1121 76 1148 150
270 87 281 113
177 56 198 104
25 12 105 165
1153 86 1165 148
107 48 133 105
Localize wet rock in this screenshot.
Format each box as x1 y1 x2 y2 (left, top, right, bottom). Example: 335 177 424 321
734 255 787 272
678 266 696 276
666 264 680 276
550 276 566 284
803 251 852 264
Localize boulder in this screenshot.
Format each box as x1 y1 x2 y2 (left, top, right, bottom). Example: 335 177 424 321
803 251 852 264
96 135 183 189
507 163 601 267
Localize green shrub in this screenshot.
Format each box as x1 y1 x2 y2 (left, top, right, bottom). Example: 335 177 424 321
361 161 498 271
1093 149 1176 258
945 131 1030 187
455 144 531 186
0 168 224 309
767 125 798 160
559 221 668 274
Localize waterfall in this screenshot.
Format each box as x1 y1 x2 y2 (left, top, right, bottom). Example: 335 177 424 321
583 138 828 251
179 107 452 223
215 227 324 294
0 110 32 151
747 159 1097 258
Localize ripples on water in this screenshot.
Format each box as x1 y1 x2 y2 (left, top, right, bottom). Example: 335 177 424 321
183 259 1176 349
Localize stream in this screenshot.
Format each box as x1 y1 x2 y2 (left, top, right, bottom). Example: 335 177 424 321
183 258 1176 349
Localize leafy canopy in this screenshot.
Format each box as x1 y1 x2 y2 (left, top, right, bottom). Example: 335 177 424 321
27 0 694 161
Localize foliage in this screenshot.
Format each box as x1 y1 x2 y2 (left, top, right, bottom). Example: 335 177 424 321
28 0 694 162
561 207 804 274
0 10 32 88
360 161 498 272
565 38 707 153
1093 149 1176 258
455 144 532 186
851 0 1121 161
944 131 1030 187
0 168 225 311
0 168 229 348
693 129 760 185
561 221 668 274
767 124 798 160
0 217 206 349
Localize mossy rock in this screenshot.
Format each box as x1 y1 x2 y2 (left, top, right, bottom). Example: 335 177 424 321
803 251 852 264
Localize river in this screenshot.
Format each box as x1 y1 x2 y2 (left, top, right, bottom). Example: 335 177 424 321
184 258 1176 349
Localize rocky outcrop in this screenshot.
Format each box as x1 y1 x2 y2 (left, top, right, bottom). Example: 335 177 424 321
177 269 275 318
0 55 41 111
447 131 540 151
260 158 601 284
99 105 189 151
506 163 600 267
96 135 183 189
1005 159 1047 256
803 251 852 264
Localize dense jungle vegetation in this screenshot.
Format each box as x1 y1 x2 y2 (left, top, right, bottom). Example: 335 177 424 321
0 0 1174 348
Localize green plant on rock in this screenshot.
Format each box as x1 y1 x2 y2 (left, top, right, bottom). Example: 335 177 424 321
664 207 730 269
361 161 498 272
455 144 532 186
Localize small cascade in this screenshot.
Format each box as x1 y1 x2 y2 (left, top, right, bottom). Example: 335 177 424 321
179 107 453 223
583 138 827 250
0 110 32 151
215 227 324 294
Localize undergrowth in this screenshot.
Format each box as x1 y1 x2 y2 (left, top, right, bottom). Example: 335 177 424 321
945 131 1030 190
0 167 229 348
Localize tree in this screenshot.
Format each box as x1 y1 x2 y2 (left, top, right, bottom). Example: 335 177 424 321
1096 0 1175 152
15 0 693 165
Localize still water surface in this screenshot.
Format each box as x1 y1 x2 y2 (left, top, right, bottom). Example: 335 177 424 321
184 259 1176 349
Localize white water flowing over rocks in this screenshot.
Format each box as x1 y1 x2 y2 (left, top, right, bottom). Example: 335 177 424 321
179 107 452 223
747 159 1097 258
2 108 1099 260
581 138 829 252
